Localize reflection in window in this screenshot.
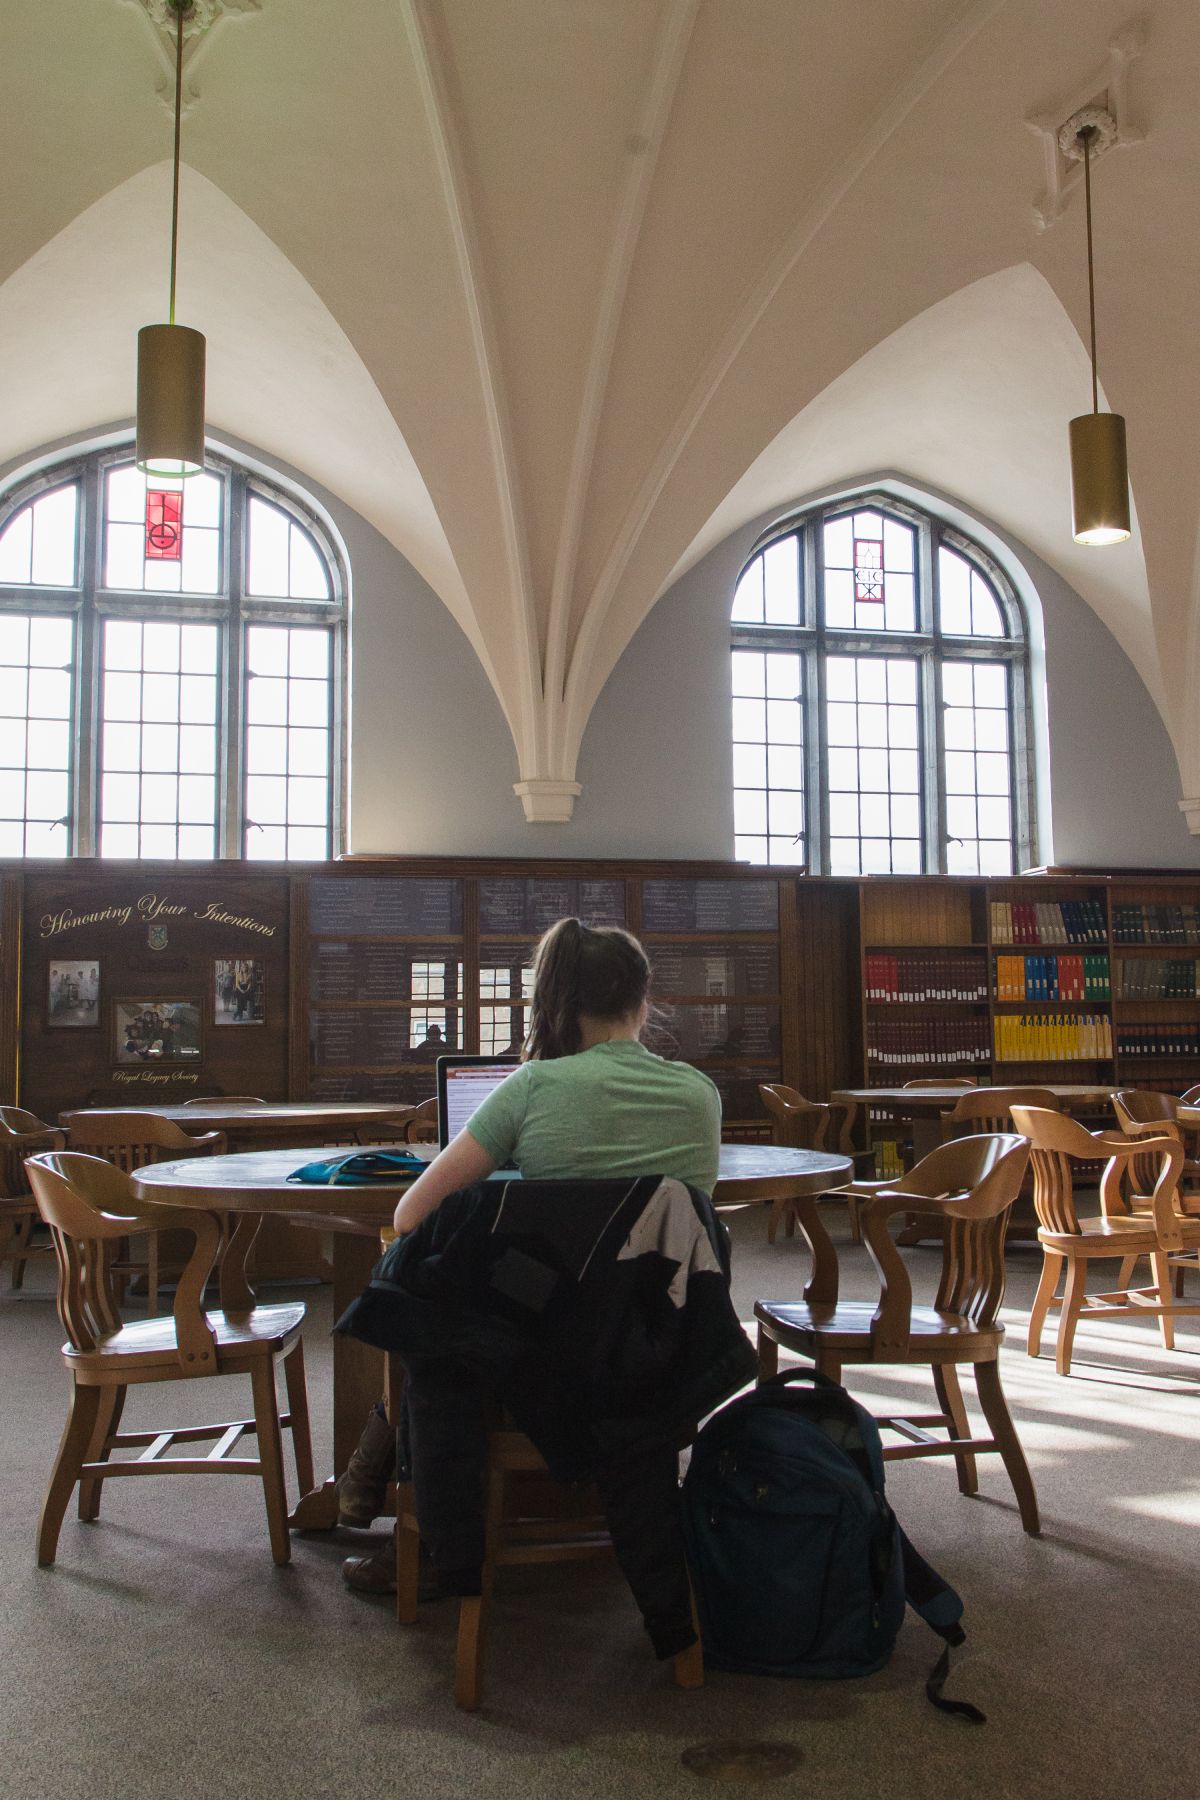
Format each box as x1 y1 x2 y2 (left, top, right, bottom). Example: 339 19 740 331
0 614 73 856
244 625 332 860
100 619 219 858
730 496 1028 872
479 962 532 1053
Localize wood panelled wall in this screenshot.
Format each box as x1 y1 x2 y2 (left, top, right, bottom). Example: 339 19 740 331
8 856 1200 1127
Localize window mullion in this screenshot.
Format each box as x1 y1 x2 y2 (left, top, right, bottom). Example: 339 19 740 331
74 460 102 857
223 467 246 858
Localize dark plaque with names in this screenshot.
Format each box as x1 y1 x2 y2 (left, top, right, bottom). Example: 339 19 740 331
309 878 463 936
309 942 463 1002
647 1003 780 1062
642 879 778 933
307 1070 435 1107
311 1008 461 1066
649 941 780 997
478 878 626 934
707 1066 781 1120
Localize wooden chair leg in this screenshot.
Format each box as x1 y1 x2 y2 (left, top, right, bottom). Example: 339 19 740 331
38 1382 102 1566
78 1385 126 1522
756 1323 779 1380
250 1359 292 1566
847 1194 863 1246
454 1458 505 1711
4 1212 32 1290
1056 1257 1089 1377
766 1197 784 1245
932 1364 978 1496
1116 1253 1140 1291
815 1351 842 1385
1151 1251 1175 1351
973 1359 1039 1536
1027 1250 1062 1359
146 1230 159 1318
281 1341 315 1495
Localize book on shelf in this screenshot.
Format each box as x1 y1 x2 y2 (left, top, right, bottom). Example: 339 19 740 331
864 951 987 1003
990 898 1105 945
993 1012 1113 1062
1111 902 1200 945
1113 956 1200 1000
993 952 1110 1002
1116 1021 1200 1058
865 1015 990 1066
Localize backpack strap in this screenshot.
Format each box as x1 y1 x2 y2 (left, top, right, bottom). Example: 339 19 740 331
898 1527 986 1724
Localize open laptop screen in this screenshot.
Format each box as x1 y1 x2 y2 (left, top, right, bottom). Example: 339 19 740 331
436 1055 522 1149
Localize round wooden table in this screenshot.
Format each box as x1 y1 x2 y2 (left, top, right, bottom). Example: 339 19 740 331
130 1142 851 1525
60 1101 420 1148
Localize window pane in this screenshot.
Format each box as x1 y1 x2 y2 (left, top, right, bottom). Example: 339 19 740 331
0 612 73 853
242 625 333 858
731 557 764 624
762 538 800 625
939 545 1007 638
99 617 218 858
822 654 922 873
940 659 1014 872
103 465 222 595
247 496 332 602
823 509 916 632
733 645 803 867
0 485 78 587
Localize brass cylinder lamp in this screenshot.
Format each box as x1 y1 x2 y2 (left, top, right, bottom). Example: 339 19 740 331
1065 113 1130 545
136 0 207 477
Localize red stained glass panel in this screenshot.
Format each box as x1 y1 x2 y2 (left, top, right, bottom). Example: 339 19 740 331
145 490 183 561
854 536 883 603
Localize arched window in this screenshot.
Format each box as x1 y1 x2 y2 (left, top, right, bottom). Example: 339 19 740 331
0 446 345 859
731 493 1031 874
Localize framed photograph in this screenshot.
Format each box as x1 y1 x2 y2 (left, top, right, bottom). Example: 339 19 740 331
214 958 266 1025
113 999 202 1065
47 960 101 1027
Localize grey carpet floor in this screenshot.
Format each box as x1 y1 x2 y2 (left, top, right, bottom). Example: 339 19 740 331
2 1209 1197 1800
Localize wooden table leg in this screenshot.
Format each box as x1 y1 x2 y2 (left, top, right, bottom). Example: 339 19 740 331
289 1228 383 1531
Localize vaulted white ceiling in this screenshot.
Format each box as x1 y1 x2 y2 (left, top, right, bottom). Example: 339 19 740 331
2 0 1199 819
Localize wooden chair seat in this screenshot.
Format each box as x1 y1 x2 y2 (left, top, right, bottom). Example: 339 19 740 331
754 1298 1001 1353
65 1300 306 1376
24 1151 314 1570
755 1133 1039 1534
1039 1214 1200 1251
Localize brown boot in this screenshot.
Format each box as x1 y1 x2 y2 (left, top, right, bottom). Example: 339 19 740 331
342 1539 397 1595
336 1405 396 1528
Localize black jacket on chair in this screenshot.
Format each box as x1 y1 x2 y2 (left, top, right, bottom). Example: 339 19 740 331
335 1175 756 1654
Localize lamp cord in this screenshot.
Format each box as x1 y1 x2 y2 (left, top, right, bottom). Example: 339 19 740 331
1080 123 1098 415
168 0 185 327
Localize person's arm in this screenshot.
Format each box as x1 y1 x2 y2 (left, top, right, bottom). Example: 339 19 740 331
392 1129 496 1234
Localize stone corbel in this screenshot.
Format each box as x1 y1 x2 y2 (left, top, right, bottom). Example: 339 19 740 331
513 779 583 824
124 0 262 111
1178 798 1200 837
1026 23 1146 231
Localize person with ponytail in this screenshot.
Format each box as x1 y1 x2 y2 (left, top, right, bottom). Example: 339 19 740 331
390 917 721 1237
339 919 722 1585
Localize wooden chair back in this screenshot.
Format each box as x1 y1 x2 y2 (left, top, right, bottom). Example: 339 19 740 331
1179 1084 1200 1106
403 1098 438 1143
944 1086 1061 1136
857 1134 1030 1353
24 1152 221 1370
65 1111 226 1172
0 1107 64 1196
758 1084 829 1150
1011 1104 1185 1247
1112 1089 1189 1192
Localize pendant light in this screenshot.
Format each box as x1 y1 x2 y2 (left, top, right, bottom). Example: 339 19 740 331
1067 117 1130 545
136 0 206 477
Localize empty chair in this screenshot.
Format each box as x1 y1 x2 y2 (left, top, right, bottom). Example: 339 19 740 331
1010 1105 1200 1374
942 1086 1061 1136
64 1113 226 1315
755 1133 1039 1533
182 1096 266 1105
24 1151 312 1569
354 1100 437 1147
1112 1090 1200 1292
0 1106 64 1290
903 1077 977 1088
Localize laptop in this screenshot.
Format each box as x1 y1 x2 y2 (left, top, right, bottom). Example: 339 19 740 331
435 1053 523 1158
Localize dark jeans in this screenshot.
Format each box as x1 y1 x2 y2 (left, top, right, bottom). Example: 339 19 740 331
400 1354 697 1658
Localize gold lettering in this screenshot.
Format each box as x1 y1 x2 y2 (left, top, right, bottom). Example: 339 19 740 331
193 901 275 937
138 892 187 921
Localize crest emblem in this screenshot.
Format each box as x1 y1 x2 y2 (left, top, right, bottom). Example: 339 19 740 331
147 922 170 951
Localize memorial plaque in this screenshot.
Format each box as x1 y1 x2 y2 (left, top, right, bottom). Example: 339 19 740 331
309 878 462 935
706 1067 780 1120
478 878 626 934
307 1069 435 1106
310 942 463 1003
649 941 779 998
642 879 778 933
646 1003 780 1062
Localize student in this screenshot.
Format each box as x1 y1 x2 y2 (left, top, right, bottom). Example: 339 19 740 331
341 915 722 1595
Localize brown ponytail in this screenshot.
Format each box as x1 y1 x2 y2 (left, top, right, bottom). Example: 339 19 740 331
523 917 651 1060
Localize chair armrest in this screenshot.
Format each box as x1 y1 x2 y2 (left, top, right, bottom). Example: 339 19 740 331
184 1130 227 1157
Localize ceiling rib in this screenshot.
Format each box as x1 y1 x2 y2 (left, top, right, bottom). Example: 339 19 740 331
561 0 1009 764
542 0 701 775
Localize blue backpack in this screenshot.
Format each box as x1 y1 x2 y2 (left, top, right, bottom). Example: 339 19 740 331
681 1367 984 1720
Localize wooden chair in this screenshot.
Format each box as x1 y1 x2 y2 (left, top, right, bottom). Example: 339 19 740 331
0 1106 64 1290
1112 1090 1200 1292
64 1113 227 1316
24 1151 313 1568
1010 1105 1200 1374
903 1077 977 1088
354 1100 437 1147
939 1085 1063 1241
393 1416 702 1711
755 1133 1040 1534
182 1095 266 1105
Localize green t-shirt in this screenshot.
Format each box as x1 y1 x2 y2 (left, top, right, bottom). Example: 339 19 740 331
465 1039 722 1195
